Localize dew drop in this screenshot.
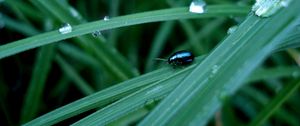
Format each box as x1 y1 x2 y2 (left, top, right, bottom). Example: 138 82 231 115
103 16 109 21
58 23 72 34
189 0 206 14
252 0 291 17
92 30 102 37
227 25 238 34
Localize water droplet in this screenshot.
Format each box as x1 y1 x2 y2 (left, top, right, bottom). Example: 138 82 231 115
92 30 102 37
280 0 290 7
189 0 206 14
103 16 109 21
58 23 72 34
212 65 219 74
227 25 238 34
252 0 291 17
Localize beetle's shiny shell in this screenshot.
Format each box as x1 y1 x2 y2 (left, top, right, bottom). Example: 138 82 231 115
168 50 194 66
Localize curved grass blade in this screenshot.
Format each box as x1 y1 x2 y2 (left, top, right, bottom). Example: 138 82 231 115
0 5 250 59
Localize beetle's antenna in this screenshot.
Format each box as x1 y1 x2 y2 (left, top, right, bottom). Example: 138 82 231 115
154 58 167 62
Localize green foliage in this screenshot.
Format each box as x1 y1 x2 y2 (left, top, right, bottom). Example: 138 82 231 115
0 0 299 126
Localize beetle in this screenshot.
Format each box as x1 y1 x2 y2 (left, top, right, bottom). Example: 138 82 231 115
155 50 195 67
168 50 194 66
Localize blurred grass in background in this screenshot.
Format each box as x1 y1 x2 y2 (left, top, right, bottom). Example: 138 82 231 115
0 0 300 126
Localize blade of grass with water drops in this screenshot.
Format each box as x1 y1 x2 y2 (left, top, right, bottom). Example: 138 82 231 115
0 5 250 59
139 0 300 125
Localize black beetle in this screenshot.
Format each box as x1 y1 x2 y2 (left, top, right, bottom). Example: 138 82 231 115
168 50 194 66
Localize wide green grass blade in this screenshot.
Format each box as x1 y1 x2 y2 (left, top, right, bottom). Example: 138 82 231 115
23 66 175 126
0 5 250 59
248 80 300 126
139 1 300 125
20 44 56 123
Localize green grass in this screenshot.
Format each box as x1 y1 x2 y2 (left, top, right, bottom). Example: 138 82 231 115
0 0 300 126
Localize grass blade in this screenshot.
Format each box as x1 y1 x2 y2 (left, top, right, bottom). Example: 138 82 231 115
0 5 250 59
20 44 56 123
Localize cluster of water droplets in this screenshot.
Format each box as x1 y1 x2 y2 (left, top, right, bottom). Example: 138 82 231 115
189 0 207 14
252 0 291 17
58 23 72 34
211 65 220 75
208 64 220 79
